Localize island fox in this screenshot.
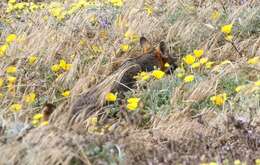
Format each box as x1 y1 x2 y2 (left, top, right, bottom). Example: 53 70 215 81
70 37 177 119
111 36 177 93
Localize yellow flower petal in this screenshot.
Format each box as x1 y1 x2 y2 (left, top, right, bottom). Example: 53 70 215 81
144 6 153 16
191 62 201 69
220 60 232 65
210 93 227 106
193 49 204 58
225 35 233 41
164 63 170 68
127 102 138 111
62 90 70 97
6 34 17 43
28 55 37 65
40 121 49 126
152 70 165 79
183 54 195 65
109 0 123 7
127 97 140 104
0 44 9 57
120 44 130 52
134 71 151 81
51 64 60 72
7 76 16 83
0 78 4 88
235 85 246 93
247 57 259 65
10 103 22 112
211 10 220 21
88 116 98 126
6 66 17 74
31 119 39 126
25 92 36 104
255 80 260 87
33 113 43 120
105 92 117 102
199 58 208 65
221 24 233 34
205 61 215 69
184 75 195 83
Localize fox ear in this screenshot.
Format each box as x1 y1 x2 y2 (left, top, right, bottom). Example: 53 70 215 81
159 41 167 55
140 36 151 53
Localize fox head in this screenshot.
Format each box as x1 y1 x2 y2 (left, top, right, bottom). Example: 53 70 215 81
139 36 177 72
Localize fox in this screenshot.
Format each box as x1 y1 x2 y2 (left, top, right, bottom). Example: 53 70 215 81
69 37 177 121
111 37 177 93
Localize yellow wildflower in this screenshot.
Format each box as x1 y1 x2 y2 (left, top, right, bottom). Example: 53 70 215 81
6 66 17 74
88 116 98 126
10 103 22 112
211 10 220 21
28 55 37 65
199 58 208 65
210 93 227 106
105 92 117 102
225 35 233 41
209 162 218 165
183 54 195 65
235 85 246 93
40 121 49 126
31 120 39 126
152 70 165 79
134 72 151 81
220 60 232 65
164 63 170 68
205 61 215 69
144 6 153 16
59 59 66 69
256 159 260 165
184 75 195 83
33 113 43 120
62 90 70 97
0 78 3 87
124 31 139 42
91 45 102 53
7 83 15 94
191 62 201 69
7 76 16 83
51 64 60 72
221 24 233 34
9 0 16 4
25 92 36 104
59 59 71 71
247 56 259 65
234 160 241 165
43 15 49 21
120 44 130 52
127 97 140 111
6 34 17 43
255 80 260 87
193 49 204 58
0 44 9 57
177 73 184 78
109 0 123 7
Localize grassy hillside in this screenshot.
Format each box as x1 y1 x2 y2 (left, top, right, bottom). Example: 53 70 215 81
0 0 260 164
